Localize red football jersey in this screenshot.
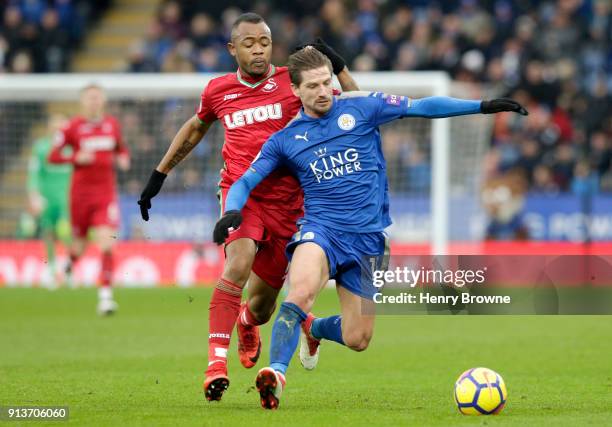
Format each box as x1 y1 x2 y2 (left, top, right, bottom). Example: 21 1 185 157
48 115 128 199
197 65 303 210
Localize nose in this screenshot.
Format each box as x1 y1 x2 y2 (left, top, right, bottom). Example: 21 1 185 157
252 43 264 55
316 84 328 97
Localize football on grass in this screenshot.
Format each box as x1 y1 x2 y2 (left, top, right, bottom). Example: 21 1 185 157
454 367 507 415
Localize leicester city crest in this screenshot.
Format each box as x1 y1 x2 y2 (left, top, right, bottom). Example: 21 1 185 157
337 113 356 131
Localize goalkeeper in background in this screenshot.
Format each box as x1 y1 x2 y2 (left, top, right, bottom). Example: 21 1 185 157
27 114 72 287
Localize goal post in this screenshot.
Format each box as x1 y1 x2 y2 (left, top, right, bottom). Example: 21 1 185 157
0 72 492 256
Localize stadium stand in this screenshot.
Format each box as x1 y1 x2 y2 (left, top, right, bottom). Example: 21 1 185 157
123 0 611 194
0 0 112 72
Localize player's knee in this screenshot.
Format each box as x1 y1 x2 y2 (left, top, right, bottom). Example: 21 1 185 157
343 331 372 352
286 286 317 312
222 257 251 285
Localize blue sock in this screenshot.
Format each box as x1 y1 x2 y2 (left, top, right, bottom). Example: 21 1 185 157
310 315 344 345
269 302 307 375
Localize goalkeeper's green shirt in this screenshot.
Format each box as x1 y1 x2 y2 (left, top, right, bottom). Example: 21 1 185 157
27 136 72 204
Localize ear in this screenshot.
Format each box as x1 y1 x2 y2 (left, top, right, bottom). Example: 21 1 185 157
290 83 300 99
227 41 236 57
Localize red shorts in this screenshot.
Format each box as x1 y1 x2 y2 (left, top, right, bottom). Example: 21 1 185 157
220 187 302 289
70 196 119 238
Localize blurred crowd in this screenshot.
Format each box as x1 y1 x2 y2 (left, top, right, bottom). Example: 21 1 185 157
107 99 224 197
125 0 611 195
0 0 110 72
2 0 611 195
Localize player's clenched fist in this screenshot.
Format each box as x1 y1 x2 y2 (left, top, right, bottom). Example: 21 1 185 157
294 38 346 75
138 169 167 221
213 210 242 245
481 98 528 115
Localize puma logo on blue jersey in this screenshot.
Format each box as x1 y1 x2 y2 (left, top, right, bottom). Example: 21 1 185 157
294 131 309 142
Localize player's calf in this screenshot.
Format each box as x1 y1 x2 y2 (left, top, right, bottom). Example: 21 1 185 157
342 332 371 352
340 321 372 352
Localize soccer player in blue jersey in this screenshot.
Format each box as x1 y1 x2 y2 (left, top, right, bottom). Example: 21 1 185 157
213 47 528 410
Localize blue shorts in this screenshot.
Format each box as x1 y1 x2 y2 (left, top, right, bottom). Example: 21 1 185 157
286 223 389 299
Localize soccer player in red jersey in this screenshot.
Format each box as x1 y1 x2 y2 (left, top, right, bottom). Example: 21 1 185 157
49 84 130 315
138 13 358 401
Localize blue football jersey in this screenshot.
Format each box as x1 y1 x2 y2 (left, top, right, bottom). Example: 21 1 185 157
249 92 412 232
226 92 482 233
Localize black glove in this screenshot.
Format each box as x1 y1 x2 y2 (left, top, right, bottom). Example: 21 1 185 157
481 98 528 116
295 37 346 75
138 169 167 221
213 210 243 245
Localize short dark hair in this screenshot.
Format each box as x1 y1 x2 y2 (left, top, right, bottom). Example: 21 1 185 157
287 47 333 86
231 12 265 39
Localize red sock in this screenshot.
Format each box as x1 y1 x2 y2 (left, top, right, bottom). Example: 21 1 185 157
207 278 242 372
238 302 268 327
100 251 113 287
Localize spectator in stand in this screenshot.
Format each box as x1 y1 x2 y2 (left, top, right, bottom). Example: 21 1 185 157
571 159 599 196
158 0 187 42
126 40 158 73
516 139 541 184
40 8 70 72
589 131 611 178
532 164 560 195
552 144 577 191
1 0 108 73
2 6 24 67
9 50 33 73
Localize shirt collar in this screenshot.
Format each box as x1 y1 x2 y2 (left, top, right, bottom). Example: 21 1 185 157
236 64 275 88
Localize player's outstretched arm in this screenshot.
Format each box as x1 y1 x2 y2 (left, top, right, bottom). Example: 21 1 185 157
137 116 211 221
156 115 212 174
406 96 528 119
212 169 265 244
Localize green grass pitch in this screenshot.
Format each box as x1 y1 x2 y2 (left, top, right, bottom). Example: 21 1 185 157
1 288 611 426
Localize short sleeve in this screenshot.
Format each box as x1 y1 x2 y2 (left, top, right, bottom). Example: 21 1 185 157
48 122 75 164
196 84 217 124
